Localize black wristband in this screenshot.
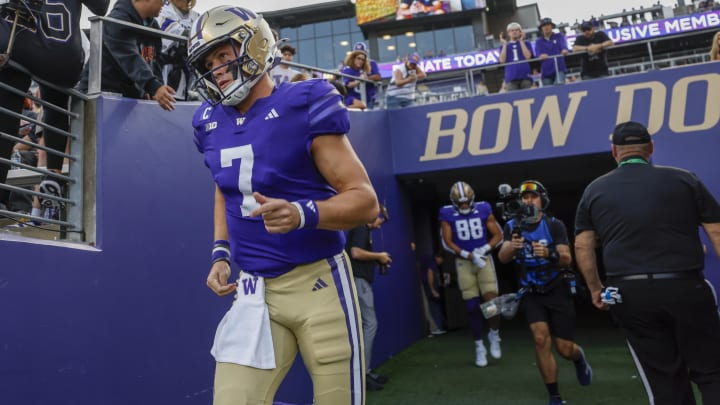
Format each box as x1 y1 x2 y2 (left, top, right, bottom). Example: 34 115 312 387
212 256 231 266
548 249 560 264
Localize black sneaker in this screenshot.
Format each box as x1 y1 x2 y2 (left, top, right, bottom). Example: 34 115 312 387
366 374 383 391
368 371 389 385
39 177 66 208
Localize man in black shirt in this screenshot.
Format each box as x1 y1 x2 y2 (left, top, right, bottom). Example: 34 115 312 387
346 204 392 391
572 21 614 80
77 0 176 110
575 121 720 405
0 0 109 211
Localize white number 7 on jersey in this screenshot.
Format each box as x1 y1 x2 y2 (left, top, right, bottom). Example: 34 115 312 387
221 145 258 216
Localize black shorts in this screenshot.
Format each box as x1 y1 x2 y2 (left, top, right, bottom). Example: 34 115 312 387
522 282 576 340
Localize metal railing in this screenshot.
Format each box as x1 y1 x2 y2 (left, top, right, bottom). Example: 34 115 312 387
0 59 86 240
395 27 718 105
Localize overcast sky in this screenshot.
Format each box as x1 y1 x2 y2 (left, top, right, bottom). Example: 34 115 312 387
81 0 671 29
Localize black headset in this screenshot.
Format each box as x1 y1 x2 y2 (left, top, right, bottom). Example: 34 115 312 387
519 180 550 210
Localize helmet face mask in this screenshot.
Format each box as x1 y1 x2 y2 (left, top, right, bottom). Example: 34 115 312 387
187 6 277 106
449 181 475 215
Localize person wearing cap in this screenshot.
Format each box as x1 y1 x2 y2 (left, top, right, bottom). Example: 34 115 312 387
534 18 569 86
270 44 302 86
575 121 720 404
343 42 382 109
498 179 593 405
499 22 534 91
572 21 614 80
341 50 371 110
385 52 426 109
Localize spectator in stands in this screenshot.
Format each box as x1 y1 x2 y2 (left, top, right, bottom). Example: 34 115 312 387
710 31 720 61
385 52 426 109
78 0 176 111
290 72 310 82
269 44 302 86
573 21 614 80
12 114 38 168
158 0 199 100
499 22 534 91
351 42 382 109
0 0 109 213
535 18 569 86
341 50 370 110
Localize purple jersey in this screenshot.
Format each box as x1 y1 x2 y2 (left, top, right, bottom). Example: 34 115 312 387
192 79 350 277
534 32 568 78
502 40 533 82
438 202 492 251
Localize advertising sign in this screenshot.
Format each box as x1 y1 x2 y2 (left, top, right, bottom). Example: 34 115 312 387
356 0 486 26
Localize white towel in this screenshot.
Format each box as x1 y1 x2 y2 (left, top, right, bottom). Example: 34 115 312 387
210 273 276 369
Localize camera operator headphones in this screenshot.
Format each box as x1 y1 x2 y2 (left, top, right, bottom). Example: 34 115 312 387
519 180 550 210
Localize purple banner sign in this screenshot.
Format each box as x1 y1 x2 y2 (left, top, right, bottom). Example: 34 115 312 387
378 10 720 78
567 9 720 47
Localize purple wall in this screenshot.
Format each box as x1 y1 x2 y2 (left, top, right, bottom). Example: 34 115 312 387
1 62 719 404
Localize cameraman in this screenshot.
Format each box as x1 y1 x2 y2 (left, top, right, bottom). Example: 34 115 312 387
345 204 392 391
498 180 592 405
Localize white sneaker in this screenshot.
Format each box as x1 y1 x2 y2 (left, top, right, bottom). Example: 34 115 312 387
475 340 488 367
488 329 502 359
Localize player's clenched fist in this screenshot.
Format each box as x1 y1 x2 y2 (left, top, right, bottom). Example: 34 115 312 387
250 192 301 234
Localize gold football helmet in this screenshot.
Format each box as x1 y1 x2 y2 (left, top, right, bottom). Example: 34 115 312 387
449 181 475 215
187 6 277 106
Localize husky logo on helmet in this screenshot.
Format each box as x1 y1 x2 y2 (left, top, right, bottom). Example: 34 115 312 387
186 6 278 106
449 181 475 215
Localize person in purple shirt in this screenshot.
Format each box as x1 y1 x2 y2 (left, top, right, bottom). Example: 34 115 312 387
349 42 381 109
499 22 534 91
534 18 569 86
188 6 378 404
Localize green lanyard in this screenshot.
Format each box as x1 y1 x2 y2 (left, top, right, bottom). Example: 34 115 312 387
618 157 648 167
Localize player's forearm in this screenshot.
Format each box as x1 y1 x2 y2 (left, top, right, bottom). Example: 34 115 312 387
316 186 378 231
213 185 229 241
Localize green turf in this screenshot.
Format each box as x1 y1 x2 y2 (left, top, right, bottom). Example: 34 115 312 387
368 311 650 405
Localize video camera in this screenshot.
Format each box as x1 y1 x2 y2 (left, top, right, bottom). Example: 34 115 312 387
496 183 538 233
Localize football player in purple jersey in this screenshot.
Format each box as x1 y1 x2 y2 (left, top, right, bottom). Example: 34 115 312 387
0 0 109 212
187 6 378 405
439 181 504 367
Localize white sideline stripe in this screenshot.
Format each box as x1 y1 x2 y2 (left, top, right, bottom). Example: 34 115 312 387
333 254 362 405
626 340 655 405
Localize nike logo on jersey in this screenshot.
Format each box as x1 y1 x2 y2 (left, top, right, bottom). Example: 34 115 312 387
264 108 279 120
311 278 329 291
